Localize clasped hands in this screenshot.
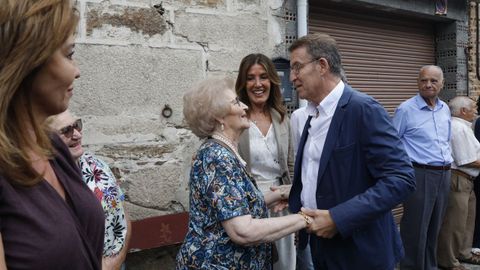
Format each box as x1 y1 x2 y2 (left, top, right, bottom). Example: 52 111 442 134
301 207 338 239
269 184 291 212
267 185 338 238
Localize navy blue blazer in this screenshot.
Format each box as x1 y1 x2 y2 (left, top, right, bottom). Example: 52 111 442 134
289 85 415 270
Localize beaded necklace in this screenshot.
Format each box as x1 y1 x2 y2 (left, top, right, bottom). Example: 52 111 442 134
212 133 247 167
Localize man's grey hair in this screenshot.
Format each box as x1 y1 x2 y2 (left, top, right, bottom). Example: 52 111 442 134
289 33 343 78
449 96 475 117
419 65 444 80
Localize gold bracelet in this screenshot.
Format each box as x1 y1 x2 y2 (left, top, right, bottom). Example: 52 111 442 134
298 211 312 226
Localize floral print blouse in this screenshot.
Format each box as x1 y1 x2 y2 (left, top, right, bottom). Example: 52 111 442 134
78 152 127 256
176 140 271 270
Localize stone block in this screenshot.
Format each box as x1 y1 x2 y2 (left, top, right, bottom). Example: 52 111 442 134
71 44 204 124
97 143 175 160
86 3 169 42
268 14 284 46
80 135 195 221
124 162 184 211
124 201 171 221
174 11 270 51
77 115 165 146
232 0 263 11
146 0 226 8
208 49 268 71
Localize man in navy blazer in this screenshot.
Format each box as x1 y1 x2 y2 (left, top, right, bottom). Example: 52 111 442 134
288 33 416 270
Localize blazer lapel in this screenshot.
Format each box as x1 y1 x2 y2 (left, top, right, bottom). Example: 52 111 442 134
238 128 251 173
289 115 313 212
271 109 287 168
316 86 353 186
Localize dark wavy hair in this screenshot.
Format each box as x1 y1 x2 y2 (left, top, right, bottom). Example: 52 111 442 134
235 53 287 122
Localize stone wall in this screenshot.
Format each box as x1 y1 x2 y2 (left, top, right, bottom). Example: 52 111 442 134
469 1 480 99
71 0 289 268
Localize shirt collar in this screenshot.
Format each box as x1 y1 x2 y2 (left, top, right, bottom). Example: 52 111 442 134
306 80 344 117
453 116 473 126
305 80 345 117
305 102 317 116
414 93 442 110
321 80 344 116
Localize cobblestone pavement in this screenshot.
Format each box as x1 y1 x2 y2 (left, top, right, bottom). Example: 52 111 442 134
464 263 480 269
395 263 480 269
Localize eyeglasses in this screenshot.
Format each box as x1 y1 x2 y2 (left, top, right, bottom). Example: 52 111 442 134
59 119 82 138
231 96 241 106
290 58 319 75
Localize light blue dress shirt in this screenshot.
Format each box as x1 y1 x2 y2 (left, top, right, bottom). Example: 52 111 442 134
392 94 453 166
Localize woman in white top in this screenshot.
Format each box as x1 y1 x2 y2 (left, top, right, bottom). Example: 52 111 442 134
236 53 296 270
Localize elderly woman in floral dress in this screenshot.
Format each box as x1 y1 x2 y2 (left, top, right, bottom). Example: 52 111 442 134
47 110 131 270
176 77 312 270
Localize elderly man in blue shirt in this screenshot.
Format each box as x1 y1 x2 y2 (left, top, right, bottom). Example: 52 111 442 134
393 65 453 270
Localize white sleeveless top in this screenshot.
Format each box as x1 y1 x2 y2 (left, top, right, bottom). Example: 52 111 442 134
248 122 282 193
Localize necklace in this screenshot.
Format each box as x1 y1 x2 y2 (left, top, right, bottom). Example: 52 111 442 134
212 133 247 167
251 123 279 165
250 111 270 125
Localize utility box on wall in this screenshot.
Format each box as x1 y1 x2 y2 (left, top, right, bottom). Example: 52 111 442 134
273 58 298 114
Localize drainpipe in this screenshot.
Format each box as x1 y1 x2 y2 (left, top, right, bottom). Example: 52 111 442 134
297 0 308 37
297 0 308 107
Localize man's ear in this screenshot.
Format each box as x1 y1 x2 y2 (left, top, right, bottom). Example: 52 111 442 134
439 78 445 89
317 58 329 75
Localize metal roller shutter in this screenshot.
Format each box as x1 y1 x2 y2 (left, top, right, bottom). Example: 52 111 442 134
309 6 435 114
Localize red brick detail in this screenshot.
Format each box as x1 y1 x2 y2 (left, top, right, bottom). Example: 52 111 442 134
129 212 189 249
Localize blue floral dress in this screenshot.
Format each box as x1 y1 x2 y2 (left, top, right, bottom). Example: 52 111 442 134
176 140 271 270
78 152 127 256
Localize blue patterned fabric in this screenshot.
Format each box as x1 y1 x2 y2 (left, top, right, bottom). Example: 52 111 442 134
176 140 271 270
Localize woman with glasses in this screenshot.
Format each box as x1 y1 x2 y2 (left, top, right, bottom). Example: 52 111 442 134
235 54 296 270
47 110 131 270
0 0 104 269
176 77 312 270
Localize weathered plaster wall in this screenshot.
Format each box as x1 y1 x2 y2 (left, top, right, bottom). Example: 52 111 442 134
72 0 289 268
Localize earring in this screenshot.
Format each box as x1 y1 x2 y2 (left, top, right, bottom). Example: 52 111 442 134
221 123 224 131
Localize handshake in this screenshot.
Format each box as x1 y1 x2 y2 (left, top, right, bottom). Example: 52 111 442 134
269 184 338 239
298 207 338 238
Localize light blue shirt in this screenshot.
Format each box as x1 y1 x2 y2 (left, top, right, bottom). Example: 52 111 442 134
392 94 453 166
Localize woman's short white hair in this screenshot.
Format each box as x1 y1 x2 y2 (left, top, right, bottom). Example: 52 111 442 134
183 77 235 138
45 109 76 131
449 96 475 117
